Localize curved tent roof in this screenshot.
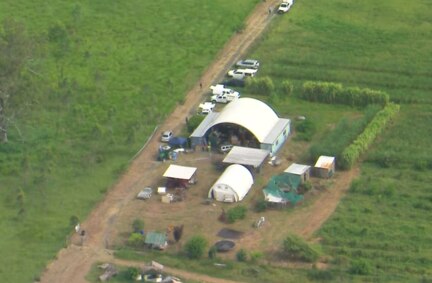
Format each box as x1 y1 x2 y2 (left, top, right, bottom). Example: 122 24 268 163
208 164 254 202
210 98 279 143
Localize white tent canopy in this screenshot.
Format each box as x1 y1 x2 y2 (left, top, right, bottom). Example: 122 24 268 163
163 165 197 180
208 164 253 202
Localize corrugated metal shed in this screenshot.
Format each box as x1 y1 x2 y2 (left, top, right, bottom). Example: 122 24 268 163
315 156 335 169
284 163 311 175
222 146 269 168
263 118 290 144
163 165 197 180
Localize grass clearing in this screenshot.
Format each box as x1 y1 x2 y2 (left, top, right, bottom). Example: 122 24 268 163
0 1 259 282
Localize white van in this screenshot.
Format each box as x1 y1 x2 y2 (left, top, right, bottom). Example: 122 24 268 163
227 68 257 80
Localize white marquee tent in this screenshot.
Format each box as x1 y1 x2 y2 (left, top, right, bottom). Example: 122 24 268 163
208 164 253 203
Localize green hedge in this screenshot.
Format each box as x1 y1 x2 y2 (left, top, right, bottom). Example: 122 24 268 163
301 81 389 107
340 103 400 169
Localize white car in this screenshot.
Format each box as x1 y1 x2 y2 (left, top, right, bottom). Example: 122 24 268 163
278 0 293 13
227 68 257 80
235 59 260 69
161 131 173 142
198 102 215 115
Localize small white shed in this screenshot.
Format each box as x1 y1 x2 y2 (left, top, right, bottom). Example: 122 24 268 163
208 164 253 203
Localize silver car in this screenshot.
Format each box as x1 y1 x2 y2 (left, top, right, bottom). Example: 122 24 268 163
235 59 260 69
161 131 173 142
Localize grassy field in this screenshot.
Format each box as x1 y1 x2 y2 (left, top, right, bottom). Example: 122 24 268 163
0 1 259 282
246 0 432 281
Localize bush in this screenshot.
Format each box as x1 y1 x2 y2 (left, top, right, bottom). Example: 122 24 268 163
127 233 144 248
187 115 205 133
349 259 372 275
254 199 268 212
246 76 274 96
250 251 263 263
282 234 320 262
184 235 207 259
127 267 140 280
236 249 248 262
132 218 144 233
295 119 316 141
307 268 335 281
208 246 217 259
281 80 294 96
226 205 247 223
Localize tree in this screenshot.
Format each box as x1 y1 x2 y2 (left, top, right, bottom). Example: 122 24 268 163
184 235 207 259
0 19 34 143
282 234 319 262
132 218 144 233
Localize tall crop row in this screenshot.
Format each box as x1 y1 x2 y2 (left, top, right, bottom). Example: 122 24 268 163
340 103 400 169
301 81 389 107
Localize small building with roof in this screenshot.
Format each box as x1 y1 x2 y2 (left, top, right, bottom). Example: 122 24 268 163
284 163 311 184
313 156 335 178
190 98 290 156
163 164 197 188
208 164 254 203
222 146 270 173
144 232 168 250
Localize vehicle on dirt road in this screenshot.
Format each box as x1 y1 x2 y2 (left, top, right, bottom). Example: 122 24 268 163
278 0 293 13
198 102 215 114
161 131 173 142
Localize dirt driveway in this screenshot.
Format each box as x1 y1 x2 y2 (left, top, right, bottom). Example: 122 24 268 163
39 2 288 283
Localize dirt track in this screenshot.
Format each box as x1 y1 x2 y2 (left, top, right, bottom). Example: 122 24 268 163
40 2 284 283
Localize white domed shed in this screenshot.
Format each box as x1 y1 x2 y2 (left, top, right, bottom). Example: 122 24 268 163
211 98 279 143
208 164 254 203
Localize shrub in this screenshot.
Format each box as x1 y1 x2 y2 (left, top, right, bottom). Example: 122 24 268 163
127 267 140 280
236 249 248 262
349 259 372 275
282 234 320 262
295 119 316 141
281 80 294 96
208 246 217 259
187 115 205 133
307 268 335 281
246 76 274 96
127 233 144 248
226 205 247 223
254 199 268 212
132 218 144 233
184 235 207 259
250 251 263 263
69 215 79 227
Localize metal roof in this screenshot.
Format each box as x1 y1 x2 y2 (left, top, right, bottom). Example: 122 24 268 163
315 156 335 169
163 165 197 180
263 118 290 144
284 163 311 175
223 146 270 168
190 112 220 138
144 232 167 246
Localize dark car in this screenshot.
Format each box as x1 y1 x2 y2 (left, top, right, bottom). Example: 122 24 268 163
221 79 245 88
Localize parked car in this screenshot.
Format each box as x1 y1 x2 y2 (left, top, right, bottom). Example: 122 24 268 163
198 102 215 115
278 0 293 13
211 92 240 104
236 59 260 69
209 84 239 97
227 68 257 80
161 131 173 142
221 78 246 87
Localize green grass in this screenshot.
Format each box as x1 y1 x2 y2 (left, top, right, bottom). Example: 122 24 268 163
113 249 311 283
0 1 260 282
246 0 432 281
